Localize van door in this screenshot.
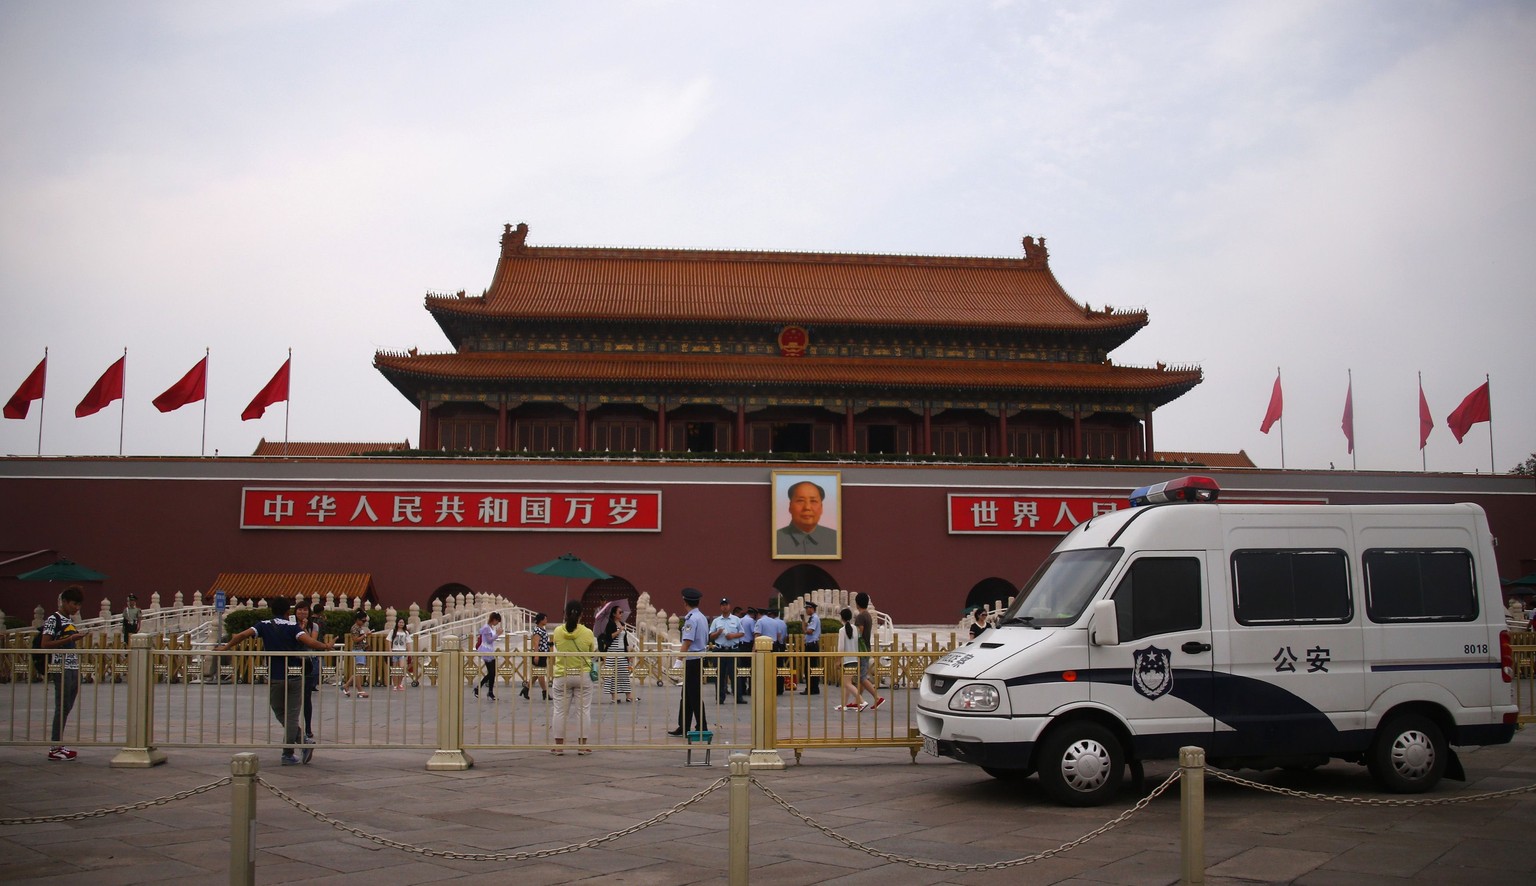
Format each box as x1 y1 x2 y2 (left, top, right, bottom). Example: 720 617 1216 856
1088 553 1214 758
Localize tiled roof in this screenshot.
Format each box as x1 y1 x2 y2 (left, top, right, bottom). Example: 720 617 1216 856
252 440 411 457
1152 450 1257 469
374 351 1202 397
209 573 375 602
427 234 1147 333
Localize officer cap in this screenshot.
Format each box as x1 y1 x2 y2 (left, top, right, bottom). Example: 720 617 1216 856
681 587 703 604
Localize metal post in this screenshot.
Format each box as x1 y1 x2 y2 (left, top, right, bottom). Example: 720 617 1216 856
230 752 258 886
426 634 473 770
111 633 168 768
747 636 785 770
1180 745 1206 885
728 752 751 885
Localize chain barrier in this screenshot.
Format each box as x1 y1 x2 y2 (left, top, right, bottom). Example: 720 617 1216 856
1208 770 1536 806
749 769 1182 872
255 774 729 861
0 776 233 825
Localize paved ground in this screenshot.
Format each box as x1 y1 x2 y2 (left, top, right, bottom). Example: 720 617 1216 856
1 723 1533 885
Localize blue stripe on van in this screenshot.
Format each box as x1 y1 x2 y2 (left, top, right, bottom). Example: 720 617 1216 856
1369 661 1501 673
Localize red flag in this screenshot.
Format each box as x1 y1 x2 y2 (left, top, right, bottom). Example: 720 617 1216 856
1445 381 1490 444
153 356 208 413
1418 381 1433 449
76 355 125 418
1341 379 1354 454
1259 373 1283 434
3 356 46 419
242 357 290 421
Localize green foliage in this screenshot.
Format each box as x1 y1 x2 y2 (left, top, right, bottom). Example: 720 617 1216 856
224 608 270 637
1513 453 1536 476
224 606 386 640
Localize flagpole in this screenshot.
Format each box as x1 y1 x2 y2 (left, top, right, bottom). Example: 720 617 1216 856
283 347 291 457
36 346 47 457
118 347 127 457
1485 373 1494 474
200 347 209 457
1277 367 1285 470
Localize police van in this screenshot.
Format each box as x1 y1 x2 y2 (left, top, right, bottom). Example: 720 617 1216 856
917 477 1519 806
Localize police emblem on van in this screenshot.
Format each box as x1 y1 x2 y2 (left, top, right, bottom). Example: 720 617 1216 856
1132 645 1172 700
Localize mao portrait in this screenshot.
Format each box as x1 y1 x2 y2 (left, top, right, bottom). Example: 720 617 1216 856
771 471 841 559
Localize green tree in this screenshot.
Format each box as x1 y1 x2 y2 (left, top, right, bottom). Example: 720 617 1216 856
1514 453 1536 476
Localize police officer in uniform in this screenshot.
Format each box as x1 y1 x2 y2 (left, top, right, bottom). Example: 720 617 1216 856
800 600 822 694
669 587 709 736
709 597 742 703
736 607 757 699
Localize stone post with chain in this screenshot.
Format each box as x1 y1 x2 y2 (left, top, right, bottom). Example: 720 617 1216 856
230 752 258 886
1180 745 1205 885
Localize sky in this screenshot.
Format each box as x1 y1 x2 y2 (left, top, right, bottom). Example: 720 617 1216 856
1 0 1532 474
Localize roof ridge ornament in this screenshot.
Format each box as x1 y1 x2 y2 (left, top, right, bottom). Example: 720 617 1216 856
1020 234 1049 269
502 222 530 252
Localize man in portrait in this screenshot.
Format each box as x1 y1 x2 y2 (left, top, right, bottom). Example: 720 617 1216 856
775 479 839 556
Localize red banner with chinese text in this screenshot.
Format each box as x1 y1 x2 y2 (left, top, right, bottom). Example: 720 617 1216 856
241 488 662 531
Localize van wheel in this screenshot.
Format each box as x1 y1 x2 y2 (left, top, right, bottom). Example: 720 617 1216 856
1368 713 1447 794
1037 722 1123 806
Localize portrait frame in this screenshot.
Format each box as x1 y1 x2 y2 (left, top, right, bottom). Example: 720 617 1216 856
771 470 842 560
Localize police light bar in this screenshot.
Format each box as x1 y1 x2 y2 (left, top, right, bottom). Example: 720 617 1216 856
1129 476 1221 507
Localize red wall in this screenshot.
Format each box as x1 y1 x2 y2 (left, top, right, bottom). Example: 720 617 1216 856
3 458 1532 623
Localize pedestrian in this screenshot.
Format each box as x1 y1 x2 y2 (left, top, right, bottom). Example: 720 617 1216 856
550 600 596 754
759 605 789 695
473 611 502 700
121 592 141 640
736 607 756 699
709 597 742 703
835 607 863 712
294 599 320 741
342 609 371 698
600 610 635 703
217 596 329 765
800 600 822 695
40 585 85 761
521 612 550 700
669 587 709 736
389 616 410 691
853 592 884 710
969 607 989 640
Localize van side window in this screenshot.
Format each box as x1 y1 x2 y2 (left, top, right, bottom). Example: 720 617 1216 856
1231 549 1351 625
1364 548 1478 622
1112 557 1202 641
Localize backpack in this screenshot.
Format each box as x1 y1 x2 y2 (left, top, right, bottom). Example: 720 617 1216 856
31 625 47 676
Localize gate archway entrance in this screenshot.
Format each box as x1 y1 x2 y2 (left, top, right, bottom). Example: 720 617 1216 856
963 577 1017 616
772 564 841 611
579 576 638 627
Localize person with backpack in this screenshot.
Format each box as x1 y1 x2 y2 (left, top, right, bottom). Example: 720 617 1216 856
217 597 331 766
39 585 85 761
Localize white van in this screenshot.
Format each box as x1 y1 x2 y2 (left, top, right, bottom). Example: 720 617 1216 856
917 477 1519 806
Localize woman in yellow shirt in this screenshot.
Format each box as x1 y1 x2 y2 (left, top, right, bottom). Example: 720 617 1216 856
549 600 597 755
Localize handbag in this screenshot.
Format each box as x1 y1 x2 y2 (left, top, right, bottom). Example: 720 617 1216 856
588 657 600 682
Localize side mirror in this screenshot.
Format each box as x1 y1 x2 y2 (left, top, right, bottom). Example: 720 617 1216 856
1089 599 1119 647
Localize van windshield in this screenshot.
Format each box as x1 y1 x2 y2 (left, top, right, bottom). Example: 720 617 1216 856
999 548 1122 627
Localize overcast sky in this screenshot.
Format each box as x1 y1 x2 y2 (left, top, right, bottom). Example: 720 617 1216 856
1 0 1531 474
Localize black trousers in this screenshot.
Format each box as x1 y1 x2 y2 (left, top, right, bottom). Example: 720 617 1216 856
804 640 821 693
715 651 736 702
479 660 497 696
677 658 707 732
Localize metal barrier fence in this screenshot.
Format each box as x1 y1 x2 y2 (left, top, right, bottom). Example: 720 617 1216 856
0 635 945 765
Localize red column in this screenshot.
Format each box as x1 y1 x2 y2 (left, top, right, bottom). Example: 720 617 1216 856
577 399 587 452
1143 408 1154 460
656 397 667 452
496 401 507 451
922 405 932 455
736 400 747 452
997 405 1009 458
1072 407 1083 459
418 398 430 450
845 401 856 454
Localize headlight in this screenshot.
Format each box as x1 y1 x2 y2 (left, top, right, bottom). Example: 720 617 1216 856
948 683 999 712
